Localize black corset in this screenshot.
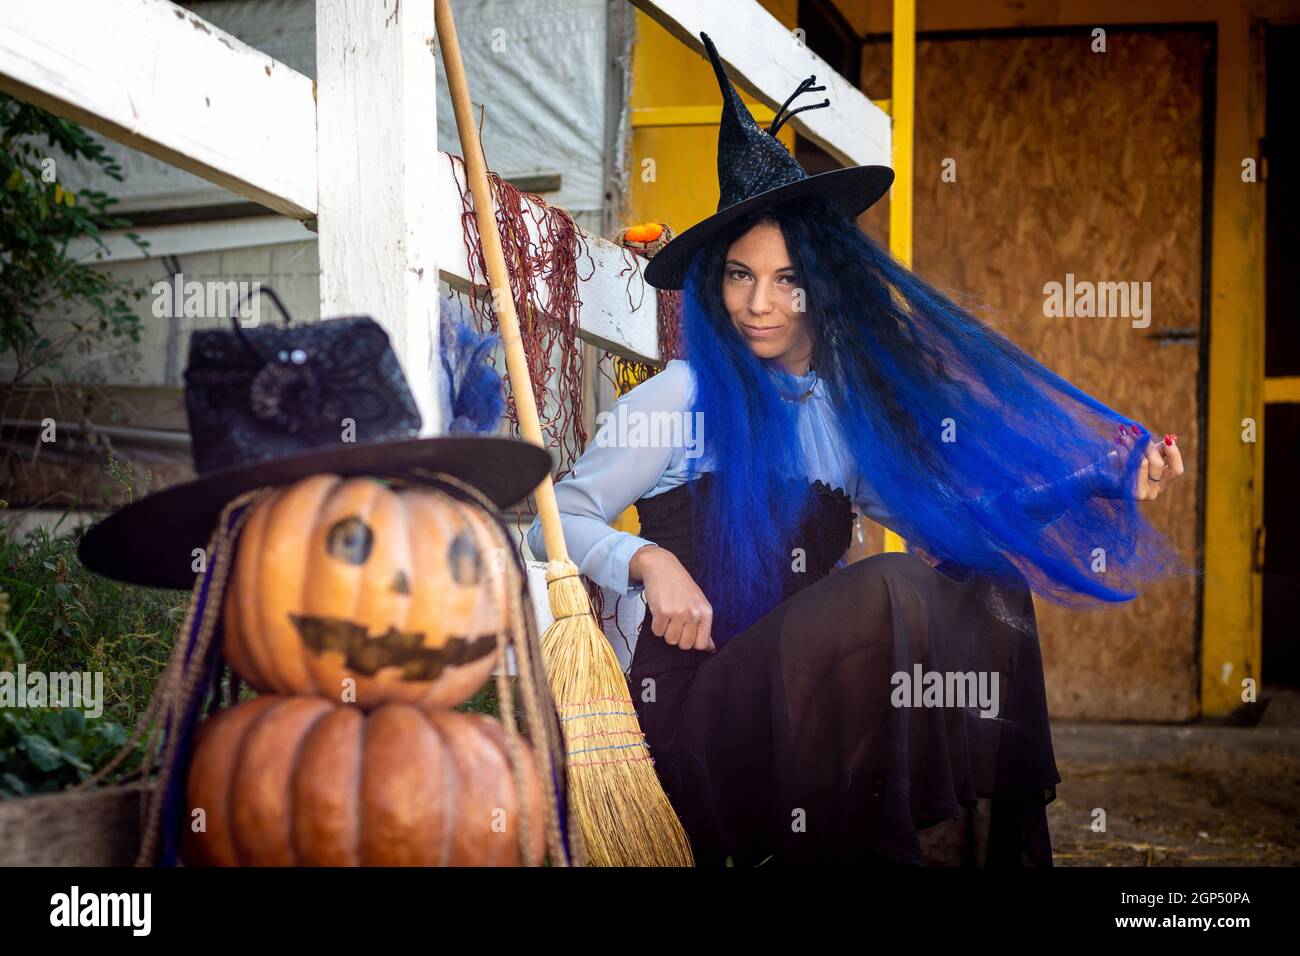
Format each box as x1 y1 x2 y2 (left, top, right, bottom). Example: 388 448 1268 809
632 473 856 644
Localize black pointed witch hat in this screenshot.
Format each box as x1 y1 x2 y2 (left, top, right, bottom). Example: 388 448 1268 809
642 32 894 290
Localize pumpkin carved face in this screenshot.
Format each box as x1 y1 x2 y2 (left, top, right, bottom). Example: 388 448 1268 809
222 475 514 709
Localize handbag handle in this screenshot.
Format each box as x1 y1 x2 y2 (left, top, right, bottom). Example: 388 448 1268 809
228 285 294 363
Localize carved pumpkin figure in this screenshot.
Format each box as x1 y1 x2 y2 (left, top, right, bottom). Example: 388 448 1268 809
182 695 546 866
223 474 514 710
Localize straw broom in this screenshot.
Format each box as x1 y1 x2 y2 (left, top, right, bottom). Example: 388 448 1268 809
434 0 693 866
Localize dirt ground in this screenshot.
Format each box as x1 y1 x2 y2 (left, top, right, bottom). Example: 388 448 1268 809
1046 687 1300 866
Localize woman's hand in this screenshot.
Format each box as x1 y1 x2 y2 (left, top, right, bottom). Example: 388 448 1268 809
629 544 716 652
1114 424 1184 501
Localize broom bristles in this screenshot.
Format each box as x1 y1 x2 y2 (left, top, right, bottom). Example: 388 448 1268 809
540 560 694 867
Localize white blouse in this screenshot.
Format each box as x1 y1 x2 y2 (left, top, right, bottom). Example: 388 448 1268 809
525 359 898 595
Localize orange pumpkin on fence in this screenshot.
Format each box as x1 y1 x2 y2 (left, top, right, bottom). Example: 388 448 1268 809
182 695 546 866
223 474 514 710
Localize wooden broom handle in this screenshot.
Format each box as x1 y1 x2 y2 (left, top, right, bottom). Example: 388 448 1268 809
435 0 570 564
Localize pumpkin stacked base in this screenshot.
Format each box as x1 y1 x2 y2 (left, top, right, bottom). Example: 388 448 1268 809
182 695 546 866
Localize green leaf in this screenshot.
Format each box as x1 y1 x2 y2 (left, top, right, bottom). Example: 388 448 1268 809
60 708 85 736
59 747 91 772
37 709 66 742
1 772 31 797
21 734 62 772
94 721 127 748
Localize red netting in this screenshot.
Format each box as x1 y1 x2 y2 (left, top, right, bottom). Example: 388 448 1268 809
447 153 593 479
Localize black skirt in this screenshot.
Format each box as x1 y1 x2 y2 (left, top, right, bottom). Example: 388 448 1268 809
627 477 1061 867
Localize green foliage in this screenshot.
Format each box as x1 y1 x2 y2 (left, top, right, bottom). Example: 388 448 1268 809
0 513 185 731
455 680 502 717
456 678 541 746
0 706 140 798
0 486 180 797
0 92 148 387
100 451 153 506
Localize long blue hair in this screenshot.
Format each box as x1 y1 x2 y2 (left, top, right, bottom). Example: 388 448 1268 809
680 194 1186 640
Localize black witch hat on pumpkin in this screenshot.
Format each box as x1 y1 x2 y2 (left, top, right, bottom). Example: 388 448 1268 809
643 32 894 290
78 291 550 590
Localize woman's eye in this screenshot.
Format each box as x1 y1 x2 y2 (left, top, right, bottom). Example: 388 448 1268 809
778 274 798 285
727 269 751 281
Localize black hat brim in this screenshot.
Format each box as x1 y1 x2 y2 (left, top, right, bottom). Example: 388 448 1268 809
643 164 894 290
76 436 551 590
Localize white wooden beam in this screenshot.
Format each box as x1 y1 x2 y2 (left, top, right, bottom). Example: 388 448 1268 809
66 217 315 264
0 0 317 220
627 0 891 169
315 0 442 435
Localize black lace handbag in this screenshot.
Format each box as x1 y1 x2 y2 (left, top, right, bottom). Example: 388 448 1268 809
183 289 422 475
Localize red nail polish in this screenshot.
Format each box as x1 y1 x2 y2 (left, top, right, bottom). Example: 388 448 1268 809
1164 435 1173 446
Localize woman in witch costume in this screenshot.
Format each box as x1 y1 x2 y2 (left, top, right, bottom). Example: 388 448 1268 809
529 32 1187 867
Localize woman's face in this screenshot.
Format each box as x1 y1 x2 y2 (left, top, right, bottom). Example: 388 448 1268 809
721 220 813 374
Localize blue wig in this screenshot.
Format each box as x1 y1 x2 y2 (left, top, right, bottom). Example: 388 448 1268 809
680 194 1186 637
